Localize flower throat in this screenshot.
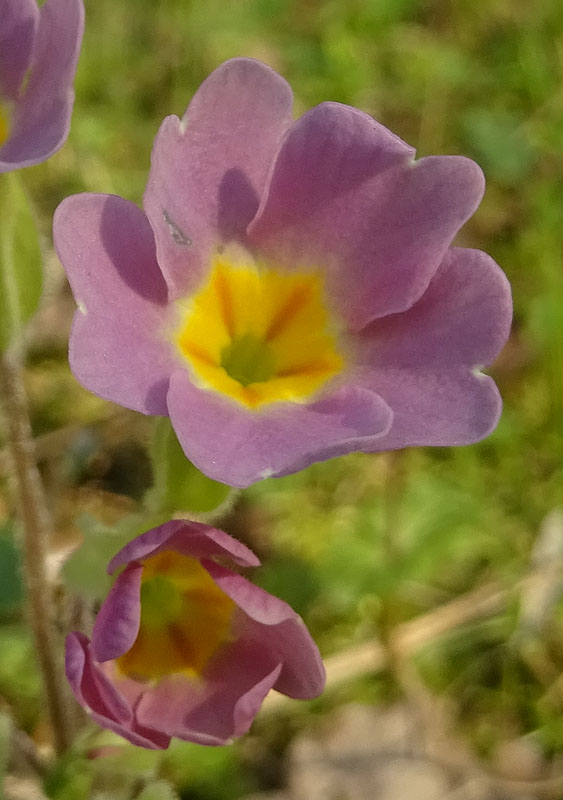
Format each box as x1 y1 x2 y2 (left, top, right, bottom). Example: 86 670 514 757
175 249 343 409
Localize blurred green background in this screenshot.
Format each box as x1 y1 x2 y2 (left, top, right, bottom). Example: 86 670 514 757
1 0 563 797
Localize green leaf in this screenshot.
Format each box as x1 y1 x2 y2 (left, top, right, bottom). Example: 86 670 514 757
0 627 41 730
256 556 320 616
148 418 231 515
0 521 23 616
0 173 43 353
163 740 253 799
461 109 535 184
136 781 179 800
44 752 94 800
62 513 168 601
0 711 10 799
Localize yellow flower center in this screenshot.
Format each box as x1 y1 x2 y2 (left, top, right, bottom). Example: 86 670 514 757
116 551 235 682
174 247 344 409
0 103 11 147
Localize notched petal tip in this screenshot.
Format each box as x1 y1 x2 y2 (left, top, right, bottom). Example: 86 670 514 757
469 372 503 442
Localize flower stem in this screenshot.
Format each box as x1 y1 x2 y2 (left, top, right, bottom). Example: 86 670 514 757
0 350 71 755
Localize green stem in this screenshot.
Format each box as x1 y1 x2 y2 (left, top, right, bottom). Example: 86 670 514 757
0 350 71 755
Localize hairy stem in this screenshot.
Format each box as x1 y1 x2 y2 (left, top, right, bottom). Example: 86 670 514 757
0 351 71 755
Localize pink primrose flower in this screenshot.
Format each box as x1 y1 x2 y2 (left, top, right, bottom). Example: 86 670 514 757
54 58 512 487
65 519 325 749
0 0 84 172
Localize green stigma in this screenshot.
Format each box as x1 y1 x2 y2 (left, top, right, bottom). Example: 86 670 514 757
139 574 182 628
220 333 276 387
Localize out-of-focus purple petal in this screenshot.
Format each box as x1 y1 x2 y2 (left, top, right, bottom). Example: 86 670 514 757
143 58 294 299
204 561 326 699
106 520 184 574
356 248 513 369
0 0 38 100
86 709 170 750
107 519 259 575
250 103 484 328
263 617 326 699
136 636 283 744
91 564 143 662
203 563 296 625
167 372 392 487
66 632 132 723
231 664 284 739
0 0 84 171
54 194 174 415
66 633 170 749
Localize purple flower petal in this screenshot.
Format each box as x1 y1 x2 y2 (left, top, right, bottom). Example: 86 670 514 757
68 313 173 415
167 373 392 487
203 563 298 626
53 194 168 319
66 633 170 749
204 561 326 699
0 0 84 171
107 519 260 575
249 102 484 328
347 246 512 450
231 664 284 739
66 632 133 723
53 194 174 414
143 58 294 299
356 248 512 369
135 635 284 744
86 709 170 750
91 564 143 662
0 0 38 100
362 369 502 450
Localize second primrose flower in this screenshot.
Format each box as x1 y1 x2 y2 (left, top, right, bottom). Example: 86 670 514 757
66 520 325 749
54 58 512 487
